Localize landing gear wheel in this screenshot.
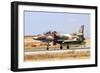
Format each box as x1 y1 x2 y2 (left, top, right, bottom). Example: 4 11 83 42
67 44 69 49
46 47 49 50
60 45 63 50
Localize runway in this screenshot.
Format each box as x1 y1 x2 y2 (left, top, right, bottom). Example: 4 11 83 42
24 46 90 52
24 48 90 61
24 47 90 55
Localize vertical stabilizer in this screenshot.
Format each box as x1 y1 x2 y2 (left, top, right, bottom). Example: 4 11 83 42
78 25 84 35
78 25 85 40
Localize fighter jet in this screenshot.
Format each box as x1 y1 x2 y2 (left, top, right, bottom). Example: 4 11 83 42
33 25 85 50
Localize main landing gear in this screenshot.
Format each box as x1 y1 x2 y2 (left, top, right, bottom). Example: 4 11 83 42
60 44 70 50
46 43 70 50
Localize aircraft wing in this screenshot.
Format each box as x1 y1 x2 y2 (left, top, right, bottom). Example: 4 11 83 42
57 39 83 44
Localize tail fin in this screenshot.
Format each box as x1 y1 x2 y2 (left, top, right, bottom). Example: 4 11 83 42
78 25 85 40
78 25 84 35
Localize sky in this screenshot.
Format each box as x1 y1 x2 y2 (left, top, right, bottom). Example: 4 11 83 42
24 11 90 37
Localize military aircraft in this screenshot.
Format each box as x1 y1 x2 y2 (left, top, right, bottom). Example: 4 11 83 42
33 25 85 50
